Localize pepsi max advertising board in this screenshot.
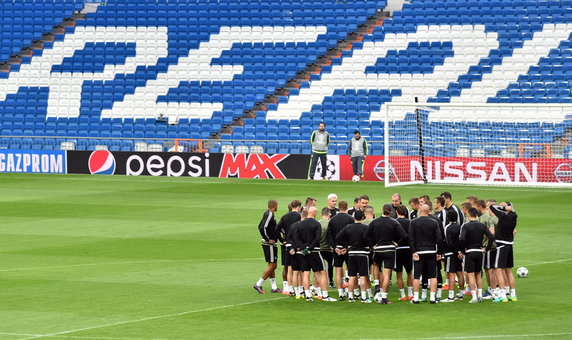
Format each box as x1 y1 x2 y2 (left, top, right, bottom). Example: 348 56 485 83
67 151 216 177
66 150 311 179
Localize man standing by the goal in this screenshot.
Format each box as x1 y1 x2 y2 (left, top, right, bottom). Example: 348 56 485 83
348 130 368 178
308 122 330 180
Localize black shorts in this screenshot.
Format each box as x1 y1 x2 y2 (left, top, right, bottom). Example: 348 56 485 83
395 248 413 273
281 245 290 266
484 249 497 269
445 254 463 273
320 250 333 266
348 254 370 276
413 253 437 280
373 250 396 270
291 253 304 271
262 244 277 263
495 244 514 269
333 251 348 268
301 251 325 272
464 251 483 273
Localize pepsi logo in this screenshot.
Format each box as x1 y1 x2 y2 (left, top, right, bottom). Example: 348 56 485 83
88 151 116 175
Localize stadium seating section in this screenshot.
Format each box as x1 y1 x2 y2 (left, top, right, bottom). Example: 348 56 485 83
1 0 572 157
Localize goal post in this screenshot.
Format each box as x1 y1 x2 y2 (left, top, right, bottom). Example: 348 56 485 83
383 102 572 187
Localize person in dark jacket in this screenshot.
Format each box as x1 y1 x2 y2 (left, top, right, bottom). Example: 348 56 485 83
275 199 302 295
459 208 494 303
253 200 281 294
441 210 464 303
490 202 518 303
326 200 354 298
409 204 442 304
366 204 407 304
335 210 373 303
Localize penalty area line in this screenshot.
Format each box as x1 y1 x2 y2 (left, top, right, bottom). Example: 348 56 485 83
18 297 286 340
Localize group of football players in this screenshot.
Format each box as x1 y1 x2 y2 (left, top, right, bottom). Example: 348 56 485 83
253 192 518 304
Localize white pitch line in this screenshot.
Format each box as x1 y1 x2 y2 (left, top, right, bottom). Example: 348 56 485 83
521 258 572 267
18 297 286 340
0 333 43 337
0 258 259 273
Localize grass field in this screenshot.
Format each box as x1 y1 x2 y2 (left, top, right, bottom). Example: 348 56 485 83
1 173 572 340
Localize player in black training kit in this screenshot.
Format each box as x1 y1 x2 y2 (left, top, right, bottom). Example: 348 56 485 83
291 207 336 302
395 205 414 301
459 208 494 303
409 204 442 304
253 200 282 294
441 209 464 302
275 199 302 295
441 191 464 225
490 202 518 302
366 204 407 304
326 200 354 299
408 197 419 220
335 210 373 303
389 193 409 218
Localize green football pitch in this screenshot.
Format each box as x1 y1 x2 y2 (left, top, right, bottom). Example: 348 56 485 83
1 174 572 340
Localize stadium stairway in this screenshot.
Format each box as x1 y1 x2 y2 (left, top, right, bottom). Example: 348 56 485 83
214 9 392 141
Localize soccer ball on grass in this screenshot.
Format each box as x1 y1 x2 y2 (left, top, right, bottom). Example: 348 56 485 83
352 175 361 182
516 267 528 278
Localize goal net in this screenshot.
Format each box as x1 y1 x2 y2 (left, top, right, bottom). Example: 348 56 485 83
383 103 572 187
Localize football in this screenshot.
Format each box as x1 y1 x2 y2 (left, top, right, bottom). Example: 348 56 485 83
517 267 528 278
352 175 361 182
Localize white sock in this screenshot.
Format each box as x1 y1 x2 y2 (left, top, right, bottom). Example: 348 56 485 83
353 289 359 296
374 280 379 286
381 292 388 299
448 290 455 299
348 292 354 299
445 278 449 285
305 290 312 298
500 289 507 298
430 291 436 302
322 290 329 298
413 291 419 301
421 289 427 299
477 289 482 299
298 286 303 293
338 288 345 297
399 288 406 298
437 288 442 299
283 281 288 291
256 278 265 287
315 287 322 296
361 291 367 300
471 290 477 300
505 286 510 295
367 288 373 298
269 278 277 290
511 289 516 298
289 286 294 293
408 286 413 296
295 287 301 297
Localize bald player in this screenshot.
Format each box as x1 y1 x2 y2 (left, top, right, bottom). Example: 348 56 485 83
409 204 442 304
